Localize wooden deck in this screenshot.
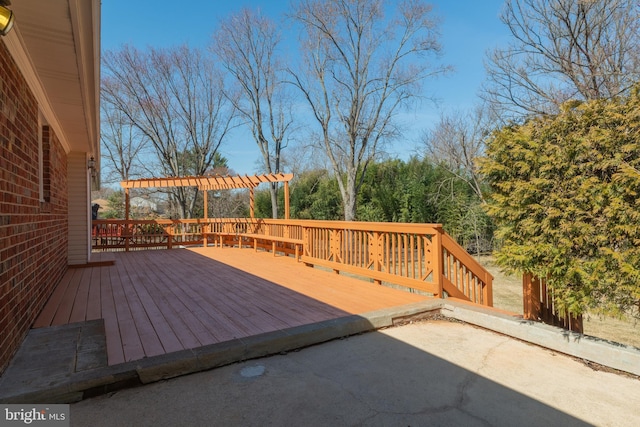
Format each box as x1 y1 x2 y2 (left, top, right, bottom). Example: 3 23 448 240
34 247 429 366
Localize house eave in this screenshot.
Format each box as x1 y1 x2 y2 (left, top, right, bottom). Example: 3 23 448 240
3 0 100 158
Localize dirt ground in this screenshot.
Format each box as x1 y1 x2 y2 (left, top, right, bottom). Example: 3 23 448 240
475 256 640 349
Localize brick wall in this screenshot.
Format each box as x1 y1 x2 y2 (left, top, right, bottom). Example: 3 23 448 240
0 40 69 374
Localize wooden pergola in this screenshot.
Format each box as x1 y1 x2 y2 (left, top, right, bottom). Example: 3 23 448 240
120 173 294 220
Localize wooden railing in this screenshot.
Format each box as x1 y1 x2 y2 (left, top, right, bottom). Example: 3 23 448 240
92 219 206 250
523 273 583 332
92 218 493 306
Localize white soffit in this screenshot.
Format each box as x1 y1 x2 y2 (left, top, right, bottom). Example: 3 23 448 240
6 0 99 155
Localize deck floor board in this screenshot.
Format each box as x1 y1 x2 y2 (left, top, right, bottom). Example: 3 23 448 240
51 269 83 326
99 265 124 365
33 269 74 328
116 252 169 357
111 255 154 361
34 247 429 365
69 268 92 324
135 251 205 350
86 267 102 321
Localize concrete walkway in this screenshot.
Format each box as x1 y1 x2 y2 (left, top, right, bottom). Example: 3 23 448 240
70 320 640 427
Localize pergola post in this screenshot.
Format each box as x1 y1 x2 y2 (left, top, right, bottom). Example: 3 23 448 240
125 187 130 221
203 189 208 247
124 187 130 252
249 187 255 219
284 181 290 220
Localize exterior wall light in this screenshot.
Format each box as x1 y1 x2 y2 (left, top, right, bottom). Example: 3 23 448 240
88 156 97 178
0 1 14 36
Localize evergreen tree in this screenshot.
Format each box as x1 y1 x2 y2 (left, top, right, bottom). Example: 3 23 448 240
480 88 640 319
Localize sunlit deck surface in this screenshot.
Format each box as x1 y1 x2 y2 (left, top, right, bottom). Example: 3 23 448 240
34 247 429 366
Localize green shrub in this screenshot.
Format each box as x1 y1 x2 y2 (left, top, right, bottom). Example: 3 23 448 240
480 88 640 319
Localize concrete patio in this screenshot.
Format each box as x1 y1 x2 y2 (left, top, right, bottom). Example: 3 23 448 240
70 319 640 426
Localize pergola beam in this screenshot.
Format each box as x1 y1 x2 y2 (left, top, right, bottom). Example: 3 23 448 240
121 173 294 221
121 173 294 190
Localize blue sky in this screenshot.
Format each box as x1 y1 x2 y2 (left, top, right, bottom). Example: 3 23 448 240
101 0 510 175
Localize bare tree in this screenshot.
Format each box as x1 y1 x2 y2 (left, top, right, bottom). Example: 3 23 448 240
422 105 496 201
290 0 449 221
102 45 237 219
100 100 148 184
484 0 640 117
212 9 294 219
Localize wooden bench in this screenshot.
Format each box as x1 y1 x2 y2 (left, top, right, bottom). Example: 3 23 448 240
242 233 303 259
203 231 242 248
204 231 302 259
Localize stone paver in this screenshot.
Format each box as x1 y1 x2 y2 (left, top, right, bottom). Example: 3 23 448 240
0 321 108 403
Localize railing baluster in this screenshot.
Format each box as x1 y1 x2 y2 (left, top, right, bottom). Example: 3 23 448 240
410 234 415 279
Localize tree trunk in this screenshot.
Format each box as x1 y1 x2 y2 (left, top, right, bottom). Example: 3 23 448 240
269 183 278 219
343 172 357 221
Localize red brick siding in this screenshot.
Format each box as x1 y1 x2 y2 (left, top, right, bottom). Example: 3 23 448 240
0 40 69 374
